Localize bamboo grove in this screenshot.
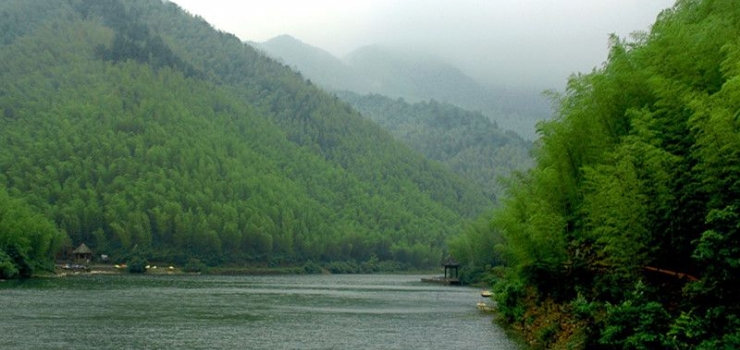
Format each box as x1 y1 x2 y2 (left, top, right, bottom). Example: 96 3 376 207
491 0 740 348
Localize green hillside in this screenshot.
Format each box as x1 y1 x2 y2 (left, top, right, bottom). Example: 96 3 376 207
336 92 533 202
0 0 492 277
492 0 740 348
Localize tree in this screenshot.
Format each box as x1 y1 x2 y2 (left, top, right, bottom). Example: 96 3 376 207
0 187 66 278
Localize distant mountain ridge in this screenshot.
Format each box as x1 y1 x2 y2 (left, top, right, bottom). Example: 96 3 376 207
344 44 490 104
253 35 367 93
336 91 533 202
252 35 552 139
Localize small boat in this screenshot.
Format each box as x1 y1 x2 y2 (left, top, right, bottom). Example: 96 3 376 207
477 302 494 312
480 290 492 298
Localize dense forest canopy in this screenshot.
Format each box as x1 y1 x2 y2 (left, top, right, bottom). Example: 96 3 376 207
335 91 533 202
0 0 494 277
491 0 740 348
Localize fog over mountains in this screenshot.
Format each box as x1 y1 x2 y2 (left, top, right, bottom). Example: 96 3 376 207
174 0 675 94
252 35 552 139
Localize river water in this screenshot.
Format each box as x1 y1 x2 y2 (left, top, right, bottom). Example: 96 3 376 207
0 274 519 349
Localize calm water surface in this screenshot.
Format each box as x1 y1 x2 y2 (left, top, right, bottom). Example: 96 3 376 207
0 274 519 349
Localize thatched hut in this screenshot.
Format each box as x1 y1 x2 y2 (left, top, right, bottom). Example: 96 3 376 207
72 243 92 262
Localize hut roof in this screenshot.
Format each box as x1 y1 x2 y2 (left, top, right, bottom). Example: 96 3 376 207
443 257 460 267
72 243 92 254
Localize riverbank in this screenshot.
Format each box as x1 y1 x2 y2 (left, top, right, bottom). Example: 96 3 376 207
46 263 439 278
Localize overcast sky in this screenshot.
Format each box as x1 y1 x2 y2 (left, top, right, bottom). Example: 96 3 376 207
171 0 676 90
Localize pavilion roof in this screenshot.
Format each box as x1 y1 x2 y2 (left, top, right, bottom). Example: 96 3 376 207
72 243 92 254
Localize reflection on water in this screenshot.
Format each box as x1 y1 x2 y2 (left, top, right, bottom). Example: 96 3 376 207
0 274 519 349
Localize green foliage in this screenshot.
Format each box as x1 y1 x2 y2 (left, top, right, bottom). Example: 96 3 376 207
324 260 360 274
492 271 527 323
693 207 740 288
0 250 19 279
491 0 740 346
667 310 740 350
127 255 147 274
599 282 671 349
666 206 740 349
0 187 66 279
359 254 380 273
301 260 323 274
183 258 208 273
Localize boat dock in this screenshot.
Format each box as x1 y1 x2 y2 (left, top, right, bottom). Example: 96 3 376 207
420 276 461 285
421 258 462 285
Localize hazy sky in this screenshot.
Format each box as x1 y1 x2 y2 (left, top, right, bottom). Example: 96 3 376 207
171 0 676 89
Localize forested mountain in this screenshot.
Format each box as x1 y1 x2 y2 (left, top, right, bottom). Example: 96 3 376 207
0 0 493 277
336 92 532 201
491 0 740 348
256 37 535 200
253 35 368 94
253 37 551 139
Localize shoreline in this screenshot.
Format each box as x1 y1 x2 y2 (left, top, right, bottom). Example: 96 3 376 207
42 264 440 278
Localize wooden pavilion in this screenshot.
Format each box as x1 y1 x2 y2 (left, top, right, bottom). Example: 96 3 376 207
443 258 460 282
421 258 462 285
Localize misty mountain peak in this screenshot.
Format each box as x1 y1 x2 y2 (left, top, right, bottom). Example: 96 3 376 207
255 36 551 139
264 34 302 46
